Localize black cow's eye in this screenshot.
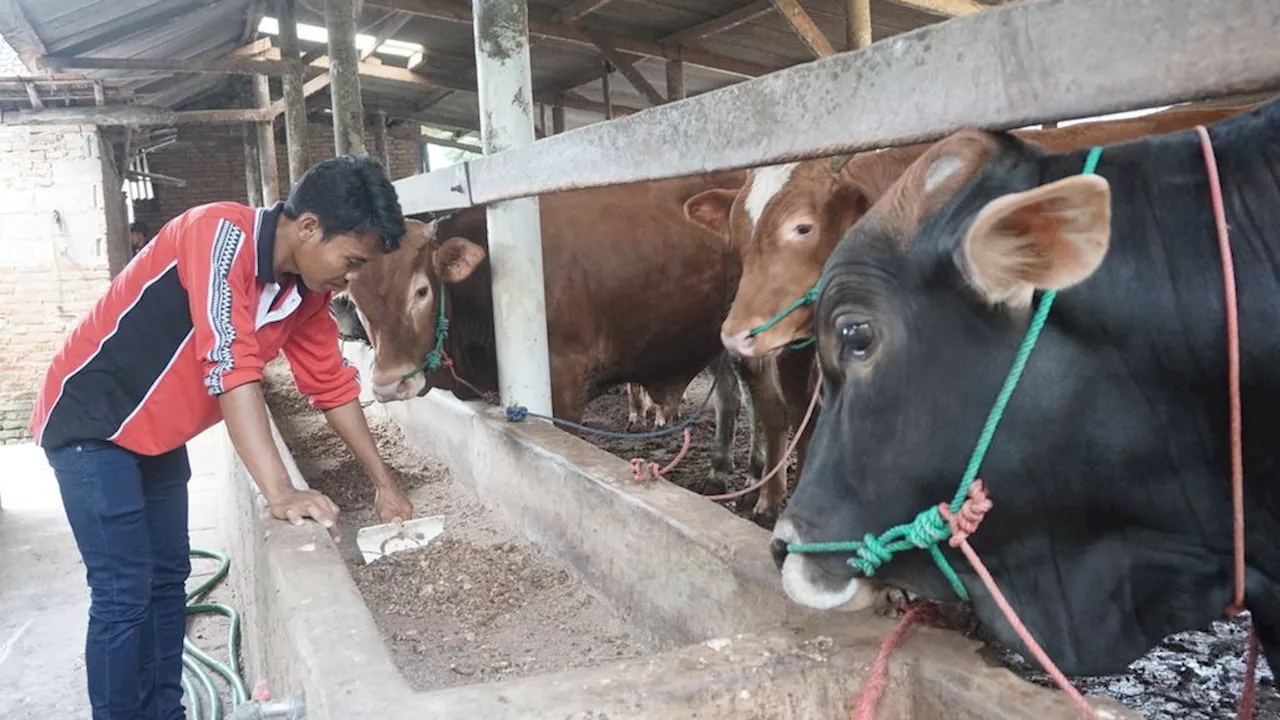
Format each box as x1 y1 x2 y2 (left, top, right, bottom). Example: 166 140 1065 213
835 318 876 359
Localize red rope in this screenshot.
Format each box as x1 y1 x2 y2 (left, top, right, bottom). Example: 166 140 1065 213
704 363 823 502
1197 124 1258 720
630 428 693 483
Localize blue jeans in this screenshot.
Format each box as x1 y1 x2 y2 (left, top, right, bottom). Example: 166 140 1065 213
45 440 191 720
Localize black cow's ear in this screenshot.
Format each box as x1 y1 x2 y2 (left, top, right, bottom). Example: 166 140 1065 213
959 174 1111 308
433 237 486 284
683 188 738 241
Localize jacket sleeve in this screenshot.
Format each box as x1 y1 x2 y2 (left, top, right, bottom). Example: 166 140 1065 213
176 209 265 396
281 299 361 410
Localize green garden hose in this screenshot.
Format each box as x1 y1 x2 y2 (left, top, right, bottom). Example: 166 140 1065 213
182 548 250 720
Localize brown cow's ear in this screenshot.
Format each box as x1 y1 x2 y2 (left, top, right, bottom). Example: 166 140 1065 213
433 236 486 283
959 174 1111 308
683 188 738 240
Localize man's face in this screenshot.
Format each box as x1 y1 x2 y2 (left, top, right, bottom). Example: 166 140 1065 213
130 232 146 250
293 213 380 293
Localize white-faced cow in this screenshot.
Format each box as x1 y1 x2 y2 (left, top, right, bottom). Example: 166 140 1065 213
340 173 792 507
772 100 1280 678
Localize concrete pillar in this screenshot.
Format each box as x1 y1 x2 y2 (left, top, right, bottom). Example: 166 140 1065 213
325 0 365 155
372 109 390 171
279 0 309 187
253 74 280 205
471 0 553 416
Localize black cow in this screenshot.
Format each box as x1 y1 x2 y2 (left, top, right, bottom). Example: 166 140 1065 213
771 100 1280 678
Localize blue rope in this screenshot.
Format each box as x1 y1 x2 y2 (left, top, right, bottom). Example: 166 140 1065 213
504 352 729 440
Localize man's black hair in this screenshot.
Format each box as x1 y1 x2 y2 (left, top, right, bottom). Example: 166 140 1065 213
284 154 406 253
129 221 150 236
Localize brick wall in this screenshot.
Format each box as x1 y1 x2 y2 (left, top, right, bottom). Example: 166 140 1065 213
0 125 123 443
135 119 422 231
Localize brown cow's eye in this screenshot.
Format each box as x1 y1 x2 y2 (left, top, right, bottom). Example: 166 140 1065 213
795 223 813 236
836 318 875 359
415 286 430 299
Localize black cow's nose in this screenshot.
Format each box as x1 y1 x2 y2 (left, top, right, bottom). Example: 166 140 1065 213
770 537 790 570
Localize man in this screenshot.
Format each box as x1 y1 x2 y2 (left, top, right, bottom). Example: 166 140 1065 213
130 220 152 256
28 154 416 719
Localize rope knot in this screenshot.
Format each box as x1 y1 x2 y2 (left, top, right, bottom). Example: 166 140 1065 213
505 405 529 422
904 507 951 549
630 459 661 484
939 478 993 547
851 533 893 576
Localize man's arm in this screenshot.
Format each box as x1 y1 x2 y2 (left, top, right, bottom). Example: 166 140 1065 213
219 382 341 530
281 298 413 524
323 399 413 523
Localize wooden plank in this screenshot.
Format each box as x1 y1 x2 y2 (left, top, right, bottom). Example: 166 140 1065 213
364 0 773 78
360 11 413 60
769 0 836 57
888 0 984 16
0 105 274 126
588 32 666 106
390 0 1280 214
551 0 616 23
232 38 276 57
22 80 41 108
93 81 104 106
660 0 772 45
0 0 46 73
41 55 303 76
847 0 871 49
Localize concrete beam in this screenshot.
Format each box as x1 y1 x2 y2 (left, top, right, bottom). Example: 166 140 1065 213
392 0 1280 214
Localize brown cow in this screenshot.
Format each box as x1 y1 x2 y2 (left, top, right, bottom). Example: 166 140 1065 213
681 101 1261 513
342 172 792 508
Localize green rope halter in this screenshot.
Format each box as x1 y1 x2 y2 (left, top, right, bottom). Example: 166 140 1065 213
786 146 1105 601
402 283 450 381
746 282 821 350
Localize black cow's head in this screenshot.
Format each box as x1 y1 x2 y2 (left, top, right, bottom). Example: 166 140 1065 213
773 128 1241 676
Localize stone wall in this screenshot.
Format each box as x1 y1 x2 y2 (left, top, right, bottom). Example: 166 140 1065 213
0 126 125 443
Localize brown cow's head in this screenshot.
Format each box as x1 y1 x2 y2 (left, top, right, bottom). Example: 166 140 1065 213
683 159 878 358
345 218 486 402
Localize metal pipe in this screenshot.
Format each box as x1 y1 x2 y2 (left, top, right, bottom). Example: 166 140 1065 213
471 0 553 416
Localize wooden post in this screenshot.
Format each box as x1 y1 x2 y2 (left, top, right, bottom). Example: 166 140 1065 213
552 103 565 134
253 74 281 205
372 109 390 171
325 0 366 155
665 53 685 101
279 0 309 188
243 123 264 207
846 0 872 50
601 61 613 120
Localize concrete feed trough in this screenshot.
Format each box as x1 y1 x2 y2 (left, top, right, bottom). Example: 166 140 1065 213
212 345 1138 719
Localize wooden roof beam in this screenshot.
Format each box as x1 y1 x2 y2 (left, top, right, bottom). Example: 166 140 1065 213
41 55 304 76
551 0 617 24
364 0 772 78
361 11 413 60
587 32 666 106
769 0 835 57
888 0 985 16
1 104 275 126
0 0 47 74
661 0 772 45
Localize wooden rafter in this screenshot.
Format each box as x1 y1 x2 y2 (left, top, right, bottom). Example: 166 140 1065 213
551 0 616 24
661 0 772 45
41 55 303 76
360 11 413 60
769 0 835 57
22 80 41 108
363 0 771 78
587 32 665 106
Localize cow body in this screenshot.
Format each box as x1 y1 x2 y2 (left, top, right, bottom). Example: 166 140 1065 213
344 172 792 504
772 99 1280 678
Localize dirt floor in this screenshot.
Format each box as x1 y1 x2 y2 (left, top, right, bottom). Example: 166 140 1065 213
260 359 661 692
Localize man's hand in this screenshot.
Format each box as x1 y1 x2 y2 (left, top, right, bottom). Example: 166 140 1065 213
374 485 413 524
324 399 415 524
267 487 341 529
